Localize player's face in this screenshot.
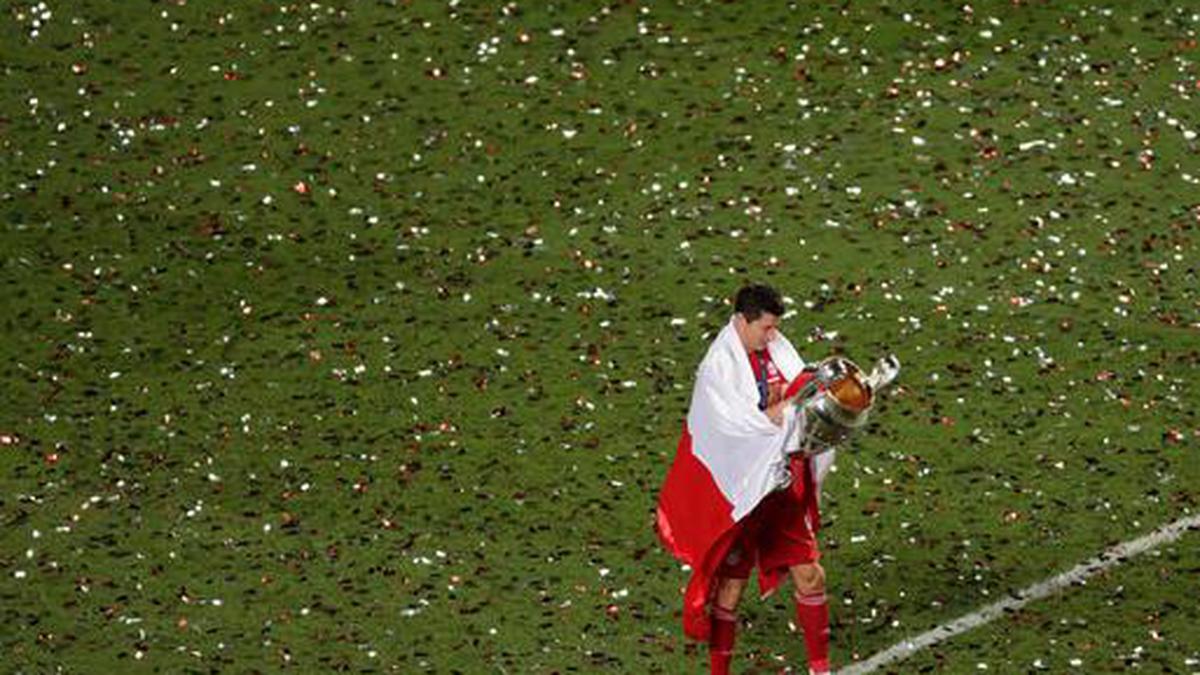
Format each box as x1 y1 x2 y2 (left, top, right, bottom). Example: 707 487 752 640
741 313 780 352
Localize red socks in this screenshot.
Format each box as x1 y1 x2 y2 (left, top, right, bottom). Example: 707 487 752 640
795 591 830 674
709 605 737 674
709 594 828 674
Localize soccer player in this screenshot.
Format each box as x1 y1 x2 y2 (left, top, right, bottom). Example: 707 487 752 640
657 283 833 675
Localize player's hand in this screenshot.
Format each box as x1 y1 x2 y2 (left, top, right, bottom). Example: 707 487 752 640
766 399 787 426
767 381 785 407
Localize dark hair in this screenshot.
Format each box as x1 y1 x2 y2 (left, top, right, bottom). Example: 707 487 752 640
734 284 784 321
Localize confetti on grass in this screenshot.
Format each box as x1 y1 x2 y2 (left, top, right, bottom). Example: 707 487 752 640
1 2 1198 673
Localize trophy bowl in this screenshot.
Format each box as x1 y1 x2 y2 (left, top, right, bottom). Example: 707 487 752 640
801 357 875 453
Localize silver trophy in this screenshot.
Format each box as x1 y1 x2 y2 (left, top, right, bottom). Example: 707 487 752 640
797 354 900 455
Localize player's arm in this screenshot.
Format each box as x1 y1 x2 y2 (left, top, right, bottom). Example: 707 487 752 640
766 359 845 425
765 384 805 426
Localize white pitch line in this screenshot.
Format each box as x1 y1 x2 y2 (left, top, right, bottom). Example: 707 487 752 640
839 512 1200 675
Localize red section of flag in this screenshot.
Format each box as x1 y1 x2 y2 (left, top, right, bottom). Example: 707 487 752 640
656 425 733 567
656 424 738 640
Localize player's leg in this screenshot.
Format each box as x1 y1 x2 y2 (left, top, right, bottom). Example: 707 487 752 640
709 572 747 674
789 560 825 595
709 497 771 675
789 562 830 675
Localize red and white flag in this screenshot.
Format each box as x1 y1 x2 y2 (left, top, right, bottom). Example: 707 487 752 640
656 317 835 639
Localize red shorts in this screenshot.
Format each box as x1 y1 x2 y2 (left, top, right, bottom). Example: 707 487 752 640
717 458 820 580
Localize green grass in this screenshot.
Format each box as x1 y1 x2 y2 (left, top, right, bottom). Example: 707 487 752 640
2 1 1198 672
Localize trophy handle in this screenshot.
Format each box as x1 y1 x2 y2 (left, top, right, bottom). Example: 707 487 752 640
865 354 900 391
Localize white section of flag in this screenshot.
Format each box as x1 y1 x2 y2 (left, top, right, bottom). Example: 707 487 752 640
687 318 805 520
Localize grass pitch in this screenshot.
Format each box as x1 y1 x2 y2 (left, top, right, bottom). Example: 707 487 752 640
2 1 1198 673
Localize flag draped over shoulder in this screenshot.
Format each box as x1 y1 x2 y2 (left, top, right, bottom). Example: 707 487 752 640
656 317 835 640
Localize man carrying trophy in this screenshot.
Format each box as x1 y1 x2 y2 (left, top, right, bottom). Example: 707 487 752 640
656 283 899 675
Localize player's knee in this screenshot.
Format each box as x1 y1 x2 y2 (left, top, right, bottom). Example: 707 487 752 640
791 563 825 596
714 576 747 611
